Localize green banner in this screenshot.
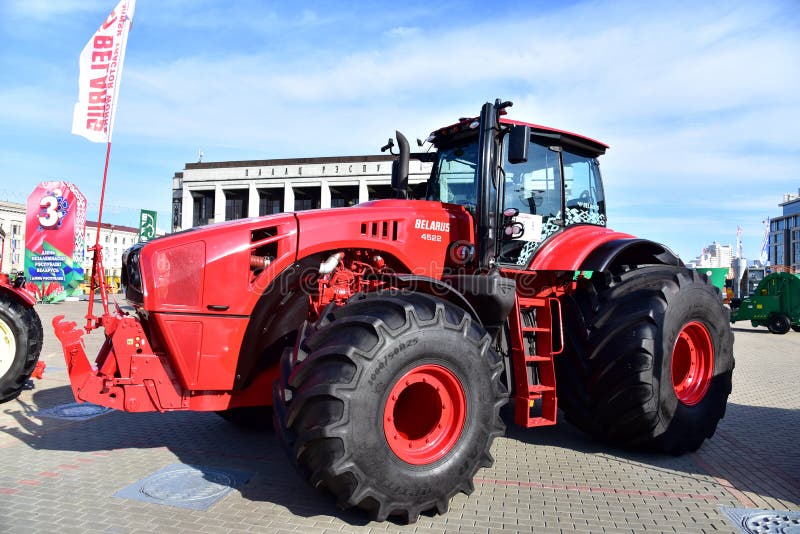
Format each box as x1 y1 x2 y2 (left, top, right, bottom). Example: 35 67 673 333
138 209 157 242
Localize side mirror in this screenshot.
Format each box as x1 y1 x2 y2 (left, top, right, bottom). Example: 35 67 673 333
391 131 410 199
507 125 530 164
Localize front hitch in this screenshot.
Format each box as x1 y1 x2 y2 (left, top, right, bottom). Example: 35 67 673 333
52 314 187 412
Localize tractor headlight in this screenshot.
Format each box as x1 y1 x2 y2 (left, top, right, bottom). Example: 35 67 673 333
122 243 145 304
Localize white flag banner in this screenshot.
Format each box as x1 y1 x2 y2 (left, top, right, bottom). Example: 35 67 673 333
71 0 136 143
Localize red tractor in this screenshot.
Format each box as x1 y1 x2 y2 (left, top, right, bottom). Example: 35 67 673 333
53 99 733 523
0 275 43 403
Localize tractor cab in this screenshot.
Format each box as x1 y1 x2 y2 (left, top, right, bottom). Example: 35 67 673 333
422 100 608 267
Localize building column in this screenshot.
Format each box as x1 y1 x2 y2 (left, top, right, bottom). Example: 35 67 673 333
214 184 225 223
283 182 294 213
182 187 193 230
248 183 260 218
358 179 369 204
320 180 331 209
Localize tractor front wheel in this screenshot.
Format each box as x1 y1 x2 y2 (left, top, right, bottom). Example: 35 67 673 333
273 291 507 523
0 294 43 404
557 266 734 454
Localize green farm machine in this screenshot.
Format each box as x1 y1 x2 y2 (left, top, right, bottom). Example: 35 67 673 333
731 272 800 334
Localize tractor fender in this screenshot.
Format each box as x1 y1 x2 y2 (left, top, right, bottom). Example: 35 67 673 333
0 282 36 308
393 273 517 339
235 257 319 390
528 225 681 272
579 237 683 272
390 274 483 326
529 225 635 272
236 256 516 390
235 253 470 390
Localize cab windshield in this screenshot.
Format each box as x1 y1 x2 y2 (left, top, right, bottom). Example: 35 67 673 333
426 133 606 266
426 142 479 210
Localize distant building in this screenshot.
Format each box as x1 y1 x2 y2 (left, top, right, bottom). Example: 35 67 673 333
0 200 26 275
0 228 5 274
172 154 434 232
768 189 800 272
693 241 733 269
745 265 767 295
84 221 139 278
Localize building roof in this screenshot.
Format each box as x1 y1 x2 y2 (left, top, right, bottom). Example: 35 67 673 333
183 153 426 171
779 192 800 217
86 220 139 233
0 200 25 212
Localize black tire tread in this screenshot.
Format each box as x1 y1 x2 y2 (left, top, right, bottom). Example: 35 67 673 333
273 291 506 522
0 294 43 404
556 266 734 454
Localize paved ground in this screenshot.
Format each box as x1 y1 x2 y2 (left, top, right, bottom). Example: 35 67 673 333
0 300 797 533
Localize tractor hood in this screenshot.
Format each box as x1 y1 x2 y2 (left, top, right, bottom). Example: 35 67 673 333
294 199 474 275
123 200 474 316
123 212 298 315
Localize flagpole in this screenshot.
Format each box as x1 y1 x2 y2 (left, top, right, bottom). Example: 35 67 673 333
85 140 113 332
75 0 136 332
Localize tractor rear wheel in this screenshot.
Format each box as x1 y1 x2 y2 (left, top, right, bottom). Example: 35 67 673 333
0 294 43 404
273 291 507 523
767 314 791 335
557 266 734 454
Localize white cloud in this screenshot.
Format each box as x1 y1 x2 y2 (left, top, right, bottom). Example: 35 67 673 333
386 26 419 38
299 9 319 25
1 0 797 258
118 2 798 137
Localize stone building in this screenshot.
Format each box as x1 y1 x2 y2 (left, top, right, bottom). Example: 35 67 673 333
768 190 800 272
171 154 433 232
0 200 26 275
84 221 140 279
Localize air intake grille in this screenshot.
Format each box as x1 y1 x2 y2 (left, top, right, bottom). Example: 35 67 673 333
360 220 399 241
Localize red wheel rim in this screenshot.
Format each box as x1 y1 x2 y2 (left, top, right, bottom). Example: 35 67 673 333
671 321 714 405
383 364 466 465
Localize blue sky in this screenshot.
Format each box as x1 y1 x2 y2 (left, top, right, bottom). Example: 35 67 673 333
0 0 798 262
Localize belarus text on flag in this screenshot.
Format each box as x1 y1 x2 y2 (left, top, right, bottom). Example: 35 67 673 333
71 0 136 143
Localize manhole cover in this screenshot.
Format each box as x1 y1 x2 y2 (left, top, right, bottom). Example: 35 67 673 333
141 466 233 502
744 512 800 534
37 402 113 420
722 507 800 534
115 463 252 510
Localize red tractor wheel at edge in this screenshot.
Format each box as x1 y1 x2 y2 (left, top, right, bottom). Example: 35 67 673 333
0 280 44 404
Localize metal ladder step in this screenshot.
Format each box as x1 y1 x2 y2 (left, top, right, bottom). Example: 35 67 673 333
510 296 560 428
525 355 550 363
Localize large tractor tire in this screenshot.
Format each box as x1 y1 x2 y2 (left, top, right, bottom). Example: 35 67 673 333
273 291 507 523
556 266 734 454
0 293 44 403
